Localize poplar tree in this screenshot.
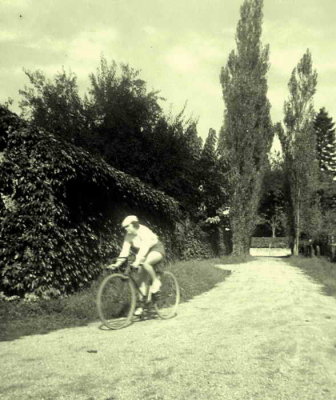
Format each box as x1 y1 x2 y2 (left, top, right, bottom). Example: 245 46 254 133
219 0 273 254
280 50 320 255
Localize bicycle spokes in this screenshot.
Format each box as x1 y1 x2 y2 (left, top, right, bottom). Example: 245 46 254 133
154 271 180 319
97 273 136 329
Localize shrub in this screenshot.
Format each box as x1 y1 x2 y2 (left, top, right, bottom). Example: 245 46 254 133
176 223 216 260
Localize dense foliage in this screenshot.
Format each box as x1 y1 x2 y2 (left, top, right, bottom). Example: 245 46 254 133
19 69 87 146
219 0 273 254
0 107 186 298
18 58 207 216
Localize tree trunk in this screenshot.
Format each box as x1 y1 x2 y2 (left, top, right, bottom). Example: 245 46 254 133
231 227 251 256
218 226 232 256
293 189 300 256
271 225 276 238
293 232 299 255
217 226 225 256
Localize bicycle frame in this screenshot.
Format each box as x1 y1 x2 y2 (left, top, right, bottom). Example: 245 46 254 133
97 258 179 328
113 261 153 303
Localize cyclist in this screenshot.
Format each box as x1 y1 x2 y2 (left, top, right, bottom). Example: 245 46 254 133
110 215 165 316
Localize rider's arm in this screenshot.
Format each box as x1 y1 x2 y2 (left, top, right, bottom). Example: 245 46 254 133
114 240 131 266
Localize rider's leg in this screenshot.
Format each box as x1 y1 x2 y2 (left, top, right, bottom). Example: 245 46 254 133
136 267 148 297
134 268 148 316
139 282 147 297
142 251 163 293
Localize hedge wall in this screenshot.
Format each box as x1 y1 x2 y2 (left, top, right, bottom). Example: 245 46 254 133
250 237 290 248
0 107 218 298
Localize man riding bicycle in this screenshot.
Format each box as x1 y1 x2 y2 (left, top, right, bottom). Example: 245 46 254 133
109 215 165 316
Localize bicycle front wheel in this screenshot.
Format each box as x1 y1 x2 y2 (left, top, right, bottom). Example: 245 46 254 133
154 271 180 319
97 273 136 329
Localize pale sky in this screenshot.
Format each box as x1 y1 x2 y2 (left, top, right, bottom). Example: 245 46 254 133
0 0 335 144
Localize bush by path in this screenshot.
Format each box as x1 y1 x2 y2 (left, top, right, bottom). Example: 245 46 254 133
0 256 250 341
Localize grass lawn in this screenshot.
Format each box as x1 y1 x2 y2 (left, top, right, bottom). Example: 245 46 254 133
0 255 250 342
286 255 336 298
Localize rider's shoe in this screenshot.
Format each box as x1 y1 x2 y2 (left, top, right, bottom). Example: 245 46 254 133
134 307 144 316
150 279 161 294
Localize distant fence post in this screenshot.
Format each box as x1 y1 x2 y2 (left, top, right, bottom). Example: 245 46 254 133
331 244 336 262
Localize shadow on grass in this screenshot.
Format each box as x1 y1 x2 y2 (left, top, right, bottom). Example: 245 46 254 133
259 255 292 259
250 255 292 259
0 313 96 342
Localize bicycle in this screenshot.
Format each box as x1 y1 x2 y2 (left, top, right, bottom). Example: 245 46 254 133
96 259 180 330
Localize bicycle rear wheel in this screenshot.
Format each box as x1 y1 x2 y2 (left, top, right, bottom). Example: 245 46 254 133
97 273 136 329
154 271 180 319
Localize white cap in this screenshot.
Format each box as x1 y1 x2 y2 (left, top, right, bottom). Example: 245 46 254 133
121 215 139 228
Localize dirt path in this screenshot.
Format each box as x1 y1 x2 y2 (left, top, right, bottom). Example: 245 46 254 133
1 257 336 400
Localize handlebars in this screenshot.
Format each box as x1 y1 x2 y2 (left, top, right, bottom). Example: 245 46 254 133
104 258 141 274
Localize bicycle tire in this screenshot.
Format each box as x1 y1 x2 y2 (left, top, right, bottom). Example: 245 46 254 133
154 271 180 319
97 273 136 329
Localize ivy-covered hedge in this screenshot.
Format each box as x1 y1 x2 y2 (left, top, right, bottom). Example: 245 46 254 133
174 220 219 260
0 107 183 298
0 107 219 298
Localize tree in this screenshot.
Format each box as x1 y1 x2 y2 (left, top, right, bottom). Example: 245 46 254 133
142 113 204 213
258 155 287 238
19 69 87 145
198 128 218 218
197 129 228 218
18 58 165 176
17 57 207 214
314 107 336 176
202 128 217 165
280 50 320 255
86 57 205 209
219 0 273 255
86 57 163 177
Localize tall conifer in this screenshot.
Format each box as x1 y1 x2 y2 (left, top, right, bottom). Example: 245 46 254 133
314 107 336 175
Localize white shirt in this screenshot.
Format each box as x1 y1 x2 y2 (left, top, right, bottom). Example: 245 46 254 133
119 224 159 266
